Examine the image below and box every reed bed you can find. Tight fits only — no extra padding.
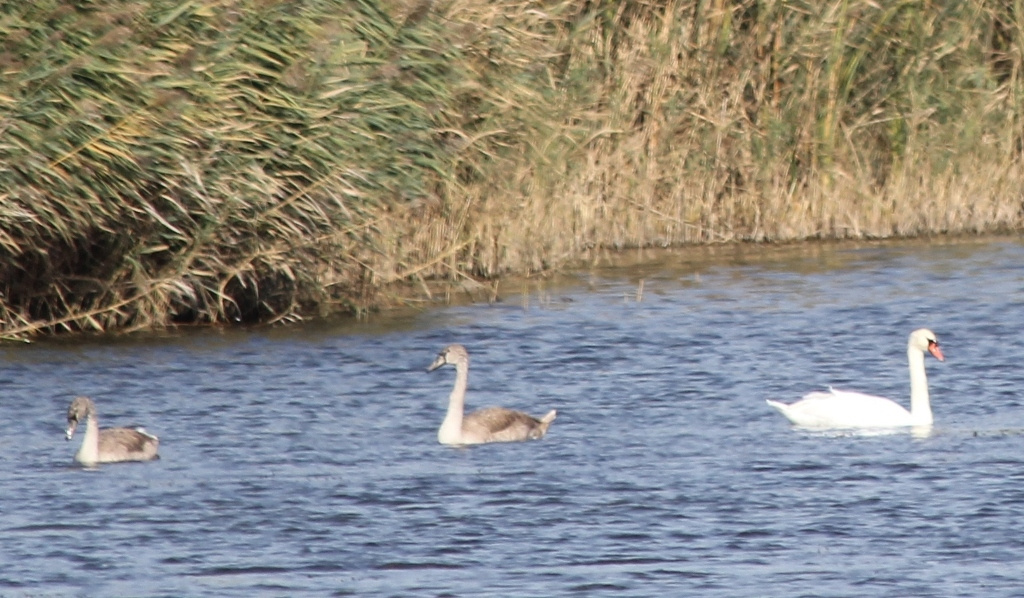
[0,0,1021,336]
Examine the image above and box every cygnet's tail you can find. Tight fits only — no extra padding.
[765,399,788,413]
[531,409,557,439]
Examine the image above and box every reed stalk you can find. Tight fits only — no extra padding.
[0,0,1021,336]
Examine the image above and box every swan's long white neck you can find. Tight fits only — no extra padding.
[76,415,101,465]
[439,361,468,444]
[908,344,933,426]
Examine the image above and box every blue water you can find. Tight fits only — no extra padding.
[3,238,1024,596]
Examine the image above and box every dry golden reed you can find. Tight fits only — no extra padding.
[0,0,1021,336]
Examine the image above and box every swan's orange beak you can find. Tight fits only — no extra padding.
[928,341,944,362]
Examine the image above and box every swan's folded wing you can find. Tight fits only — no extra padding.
[774,388,913,428]
[464,406,550,442]
[98,427,160,461]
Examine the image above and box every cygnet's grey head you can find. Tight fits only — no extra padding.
[65,396,96,440]
[427,344,470,372]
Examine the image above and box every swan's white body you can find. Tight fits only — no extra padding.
[428,344,556,445]
[66,396,160,466]
[767,328,944,429]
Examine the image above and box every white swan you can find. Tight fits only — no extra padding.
[65,396,160,466]
[766,328,945,428]
[427,344,557,445]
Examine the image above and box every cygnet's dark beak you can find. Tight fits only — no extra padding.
[65,419,78,440]
[427,354,446,372]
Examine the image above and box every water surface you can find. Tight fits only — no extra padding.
[3,237,1024,596]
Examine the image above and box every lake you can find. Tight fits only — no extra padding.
[3,237,1024,597]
